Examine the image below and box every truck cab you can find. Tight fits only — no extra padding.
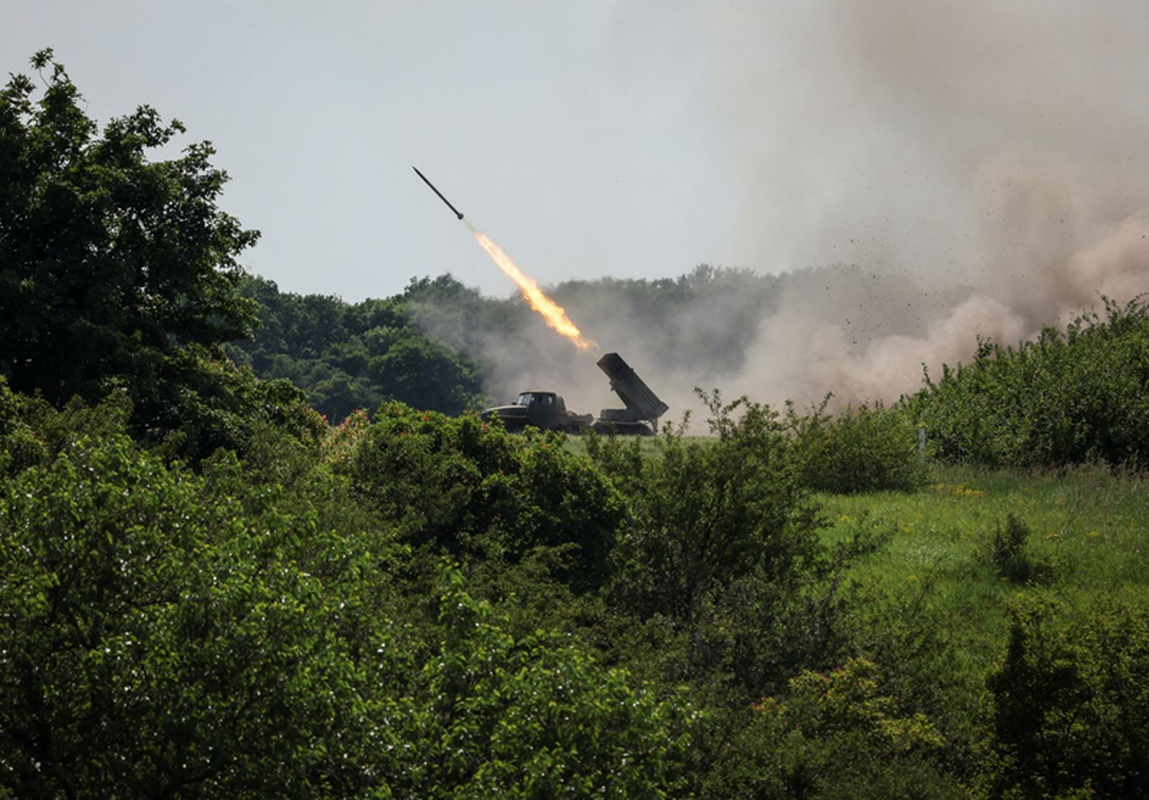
[516,391,563,430]
[481,391,592,433]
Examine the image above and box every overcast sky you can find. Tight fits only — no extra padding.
[8,2,1149,304]
[6,1,745,300]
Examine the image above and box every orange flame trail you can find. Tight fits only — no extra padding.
[472,231,596,351]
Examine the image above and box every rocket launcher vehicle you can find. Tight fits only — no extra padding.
[595,352,670,434]
[480,352,668,436]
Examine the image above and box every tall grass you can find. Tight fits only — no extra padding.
[819,463,1149,671]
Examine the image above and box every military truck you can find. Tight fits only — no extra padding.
[481,352,668,436]
[481,391,594,434]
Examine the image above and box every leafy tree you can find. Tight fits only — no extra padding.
[229,276,487,421]
[0,375,47,476]
[349,403,624,591]
[986,599,1149,799]
[0,50,258,410]
[147,346,327,461]
[381,566,698,798]
[366,335,480,414]
[0,430,378,796]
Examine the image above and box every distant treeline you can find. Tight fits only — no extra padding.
[228,263,908,423]
[226,266,784,421]
[225,275,492,422]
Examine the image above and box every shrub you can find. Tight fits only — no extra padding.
[788,398,926,494]
[350,403,624,590]
[981,514,1055,584]
[706,659,962,798]
[986,599,1149,798]
[604,390,809,624]
[0,431,377,796]
[380,565,699,797]
[0,422,697,797]
[910,296,1149,468]
[594,392,853,704]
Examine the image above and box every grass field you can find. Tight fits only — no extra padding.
[565,430,1149,678]
[819,464,1149,673]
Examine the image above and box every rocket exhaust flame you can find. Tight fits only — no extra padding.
[409,167,593,351]
[472,232,596,352]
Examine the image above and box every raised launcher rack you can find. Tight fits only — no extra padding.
[595,352,670,435]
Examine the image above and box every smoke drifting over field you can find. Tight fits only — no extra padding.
[445,1,1149,420]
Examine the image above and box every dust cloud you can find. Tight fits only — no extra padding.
[706,0,1149,407]
[432,2,1149,423]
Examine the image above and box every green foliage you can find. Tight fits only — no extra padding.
[10,52,1149,795]
[987,599,1149,799]
[349,403,624,590]
[604,391,809,624]
[843,574,984,769]
[0,402,699,797]
[227,275,488,422]
[139,344,327,462]
[0,376,46,475]
[588,392,856,711]
[910,296,1149,468]
[0,430,377,796]
[0,51,258,413]
[982,513,1056,585]
[383,565,698,798]
[0,52,329,464]
[3,345,325,468]
[707,659,961,799]
[787,398,927,494]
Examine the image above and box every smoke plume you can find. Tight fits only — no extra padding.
[706,0,1149,408]
[428,1,1149,423]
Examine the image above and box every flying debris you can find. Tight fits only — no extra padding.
[412,166,465,221]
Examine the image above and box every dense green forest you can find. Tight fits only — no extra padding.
[225,274,491,421]
[4,51,1149,798]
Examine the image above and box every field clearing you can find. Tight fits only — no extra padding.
[819,464,1149,670]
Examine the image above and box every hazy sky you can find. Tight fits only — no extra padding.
[8,1,1149,307]
[5,1,742,300]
